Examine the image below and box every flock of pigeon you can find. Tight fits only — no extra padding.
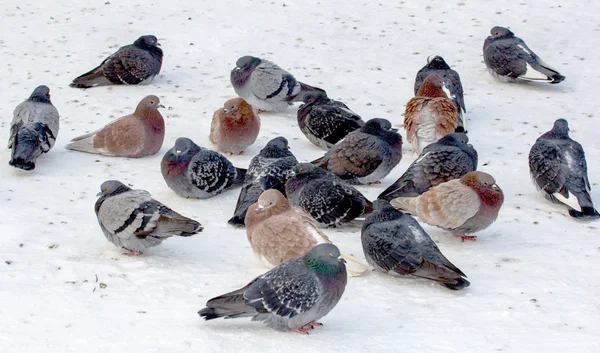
[6,26,598,334]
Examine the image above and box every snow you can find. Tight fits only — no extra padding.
[1,0,599,352]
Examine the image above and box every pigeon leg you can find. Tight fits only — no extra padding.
[122,248,144,256]
[307,321,323,327]
[369,181,381,185]
[238,151,245,155]
[291,325,315,334]
[455,234,477,242]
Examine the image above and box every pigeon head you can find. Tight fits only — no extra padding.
[167,137,201,159]
[437,132,468,146]
[134,95,164,115]
[290,163,325,178]
[489,26,514,39]
[231,56,262,87]
[97,180,130,197]
[303,243,346,276]
[373,199,395,211]
[550,119,570,136]
[29,85,52,104]
[260,137,292,158]
[426,55,451,70]
[301,92,328,104]
[255,189,290,213]
[461,171,504,209]
[416,73,447,98]
[134,35,160,48]
[361,118,396,135]
[221,97,255,119]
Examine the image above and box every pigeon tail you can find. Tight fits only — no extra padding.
[455,110,467,133]
[568,207,600,219]
[549,74,566,84]
[9,125,44,171]
[441,277,471,290]
[70,66,112,88]
[289,82,327,102]
[65,131,104,155]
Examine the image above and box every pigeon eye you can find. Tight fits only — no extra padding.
[484,182,489,186]
[495,32,499,35]
[328,253,333,258]
[461,140,465,143]
[150,101,155,104]
[299,168,305,172]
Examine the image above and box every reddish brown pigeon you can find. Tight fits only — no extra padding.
[209,98,260,155]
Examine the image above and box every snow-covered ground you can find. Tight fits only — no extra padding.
[1,0,599,352]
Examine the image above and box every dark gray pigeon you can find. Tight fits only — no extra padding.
[161,137,246,199]
[297,92,365,150]
[529,119,599,219]
[228,137,298,226]
[483,26,565,84]
[8,85,59,171]
[312,118,403,185]
[230,56,325,112]
[95,180,203,256]
[378,133,477,201]
[361,200,469,290]
[414,55,467,132]
[199,243,347,333]
[70,35,163,88]
[285,163,373,227]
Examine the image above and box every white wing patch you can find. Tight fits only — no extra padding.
[517,44,531,55]
[553,191,582,212]
[519,62,552,81]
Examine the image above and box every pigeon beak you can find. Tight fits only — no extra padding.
[492,184,500,190]
[96,191,102,196]
[289,170,296,177]
[338,256,347,264]
[156,42,161,47]
[256,205,266,212]
[158,104,166,109]
[390,128,399,132]
[175,150,182,154]
[223,108,229,114]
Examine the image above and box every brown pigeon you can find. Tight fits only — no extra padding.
[245,189,367,276]
[391,171,504,241]
[209,98,260,155]
[65,95,165,158]
[404,73,458,155]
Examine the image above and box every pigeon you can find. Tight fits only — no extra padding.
[65,95,165,158]
[228,137,298,226]
[312,118,403,185]
[8,85,59,171]
[404,73,458,155]
[414,55,467,132]
[483,26,565,84]
[362,200,470,290]
[529,119,599,219]
[297,92,365,150]
[244,189,367,276]
[198,243,347,334]
[161,137,246,199]
[378,133,478,201]
[70,35,163,88]
[391,171,504,241]
[209,98,261,155]
[95,180,203,255]
[230,55,326,112]
[285,163,373,227]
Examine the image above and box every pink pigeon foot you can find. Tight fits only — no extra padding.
[456,234,477,242]
[123,249,144,256]
[369,181,381,185]
[291,325,315,334]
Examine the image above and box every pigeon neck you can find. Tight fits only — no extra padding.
[29,95,51,104]
[417,82,447,98]
[304,257,345,277]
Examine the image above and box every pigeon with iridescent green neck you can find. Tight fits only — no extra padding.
[198,243,347,334]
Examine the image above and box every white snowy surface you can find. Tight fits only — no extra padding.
[1,1,599,352]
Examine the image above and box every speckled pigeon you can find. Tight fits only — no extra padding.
[483,26,565,84]
[230,56,326,112]
[198,243,347,334]
[70,35,163,88]
[228,137,298,226]
[312,118,403,184]
[378,133,477,200]
[161,137,246,199]
[529,119,599,219]
[285,163,373,227]
[297,92,365,150]
[362,200,470,290]
[414,55,467,132]
[8,85,59,171]
[95,180,203,256]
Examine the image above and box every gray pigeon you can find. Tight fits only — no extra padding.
[414,55,467,132]
[228,137,298,226]
[529,119,599,219]
[95,180,203,255]
[198,243,347,333]
[161,137,246,199]
[378,133,477,200]
[312,118,403,184]
[285,163,373,227]
[70,35,163,88]
[483,26,565,84]
[230,56,325,112]
[8,85,59,171]
[297,92,365,150]
[362,200,469,290]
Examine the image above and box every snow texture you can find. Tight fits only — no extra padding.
[0,1,599,352]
